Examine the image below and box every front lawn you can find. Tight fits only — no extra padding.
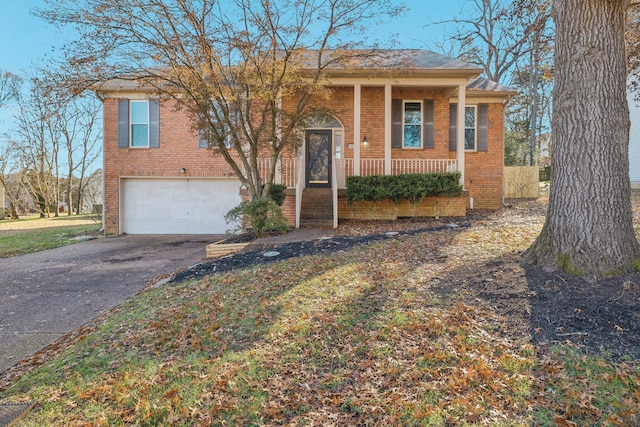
[0,215,101,258]
[0,200,638,426]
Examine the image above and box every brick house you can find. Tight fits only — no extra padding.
[96,50,515,234]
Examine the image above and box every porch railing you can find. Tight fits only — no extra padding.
[257,157,458,189]
[392,159,458,175]
[336,158,458,188]
[256,158,298,188]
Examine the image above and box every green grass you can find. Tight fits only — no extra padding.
[0,217,100,258]
[0,217,638,426]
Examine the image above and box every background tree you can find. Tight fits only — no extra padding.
[505,63,553,166]
[55,92,102,215]
[0,70,23,219]
[14,77,61,217]
[0,140,28,219]
[435,0,553,166]
[0,70,21,109]
[626,3,640,94]
[10,75,102,217]
[38,0,403,203]
[523,0,640,277]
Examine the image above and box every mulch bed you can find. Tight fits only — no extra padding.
[172,209,640,361]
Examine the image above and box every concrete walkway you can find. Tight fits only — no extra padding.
[252,228,336,245]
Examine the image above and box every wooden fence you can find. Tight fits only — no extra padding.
[504,166,540,199]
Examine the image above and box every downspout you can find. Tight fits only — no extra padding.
[332,153,338,228]
[457,84,466,188]
[295,145,303,228]
[94,89,106,233]
[353,84,361,176]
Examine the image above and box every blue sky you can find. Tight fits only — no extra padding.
[0,0,467,137]
[0,0,467,75]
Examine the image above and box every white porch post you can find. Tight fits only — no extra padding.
[457,83,466,187]
[384,84,392,175]
[275,158,282,185]
[354,84,361,176]
[275,90,283,185]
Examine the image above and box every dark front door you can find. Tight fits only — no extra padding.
[306,130,332,188]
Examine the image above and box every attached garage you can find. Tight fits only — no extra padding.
[121,178,242,234]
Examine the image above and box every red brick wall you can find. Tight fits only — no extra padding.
[103,89,505,234]
[464,103,504,210]
[103,97,240,234]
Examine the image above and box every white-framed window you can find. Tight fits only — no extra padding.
[465,105,477,151]
[403,101,422,148]
[130,100,150,148]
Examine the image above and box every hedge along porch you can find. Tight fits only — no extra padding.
[271,50,517,228]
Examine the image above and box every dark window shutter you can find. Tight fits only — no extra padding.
[117,99,129,148]
[149,99,160,148]
[392,99,402,149]
[449,103,457,152]
[423,99,434,149]
[477,103,489,152]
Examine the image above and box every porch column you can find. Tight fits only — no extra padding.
[275,90,283,185]
[354,84,361,176]
[275,157,282,185]
[457,83,466,187]
[384,84,392,175]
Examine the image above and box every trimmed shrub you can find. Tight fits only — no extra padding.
[347,172,462,204]
[225,197,288,236]
[267,184,287,206]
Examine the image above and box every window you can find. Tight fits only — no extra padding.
[117,99,158,149]
[392,99,434,150]
[464,106,476,151]
[199,105,240,149]
[403,101,422,148]
[130,101,149,147]
[449,103,488,153]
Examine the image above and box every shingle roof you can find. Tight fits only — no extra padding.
[466,76,518,96]
[372,49,481,71]
[467,77,517,93]
[94,50,515,97]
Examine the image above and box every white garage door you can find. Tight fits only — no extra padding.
[121,178,242,234]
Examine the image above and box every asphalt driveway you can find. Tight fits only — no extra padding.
[0,235,221,374]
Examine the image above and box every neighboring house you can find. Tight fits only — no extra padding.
[81,168,104,214]
[95,49,516,235]
[628,90,640,188]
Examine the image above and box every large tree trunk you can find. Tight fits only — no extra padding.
[523,0,640,277]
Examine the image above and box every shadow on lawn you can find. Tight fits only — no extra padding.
[433,251,640,361]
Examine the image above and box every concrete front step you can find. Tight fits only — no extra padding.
[300,219,334,228]
[300,188,333,228]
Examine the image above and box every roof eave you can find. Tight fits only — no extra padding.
[317,68,482,80]
[467,90,519,98]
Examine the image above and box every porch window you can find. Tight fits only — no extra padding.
[392,99,434,150]
[449,103,488,153]
[403,101,422,148]
[465,106,477,151]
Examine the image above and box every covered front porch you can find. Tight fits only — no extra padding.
[259,155,463,229]
[261,74,475,228]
